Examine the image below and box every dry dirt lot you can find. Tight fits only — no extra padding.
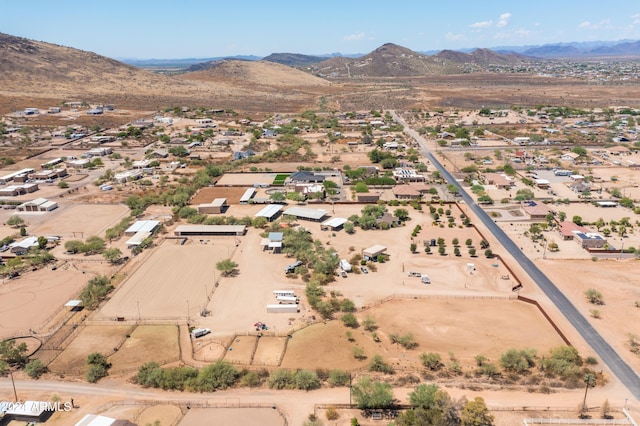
[179,407,285,426]
[538,258,640,373]
[189,185,255,205]
[282,298,565,371]
[108,325,180,374]
[252,336,288,366]
[97,241,234,320]
[47,325,132,375]
[0,267,89,339]
[222,335,257,364]
[28,203,130,239]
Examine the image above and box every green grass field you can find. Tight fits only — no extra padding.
[272,174,290,185]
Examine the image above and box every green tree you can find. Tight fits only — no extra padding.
[351,376,394,409]
[6,215,24,228]
[86,352,110,383]
[190,361,239,392]
[409,384,439,409]
[0,340,28,366]
[394,208,410,221]
[37,236,48,250]
[461,397,494,426]
[294,369,321,391]
[216,258,238,276]
[24,359,47,379]
[103,248,123,264]
[19,226,27,237]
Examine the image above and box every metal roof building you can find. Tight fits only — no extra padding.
[255,204,283,221]
[283,207,328,222]
[174,225,246,236]
[321,217,348,231]
[125,220,160,235]
[239,188,256,204]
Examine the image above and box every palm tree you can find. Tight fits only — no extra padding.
[581,373,597,415]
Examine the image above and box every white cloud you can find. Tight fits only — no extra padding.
[497,12,511,28]
[445,32,466,42]
[579,19,611,30]
[632,13,640,25]
[343,32,365,41]
[470,20,493,29]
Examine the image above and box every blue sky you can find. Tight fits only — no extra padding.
[2,0,640,59]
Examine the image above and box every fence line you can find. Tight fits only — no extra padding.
[623,408,638,426]
[517,295,572,346]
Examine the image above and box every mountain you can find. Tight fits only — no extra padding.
[120,55,260,68]
[262,52,328,67]
[523,39,640,58]
[0,32,328,113]
[181,59,330,87]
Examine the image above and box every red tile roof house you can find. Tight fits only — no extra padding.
[558,221,589,240]
[522,202,553,220]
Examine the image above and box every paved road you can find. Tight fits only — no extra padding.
[391,111,640,400]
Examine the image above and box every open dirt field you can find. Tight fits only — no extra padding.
[0,267,89,338]
[136,404,183,426]
[29,203,130,239]
[179,407,285,426]
[538,258,640,373]
[253,336,288,366]
[282,298,565,371]
[222,335,257,364]
[189,186,254,205]
[47,325,132,375]
[195,230,307,338]
[97,241,234,320]
[108,325,180,374]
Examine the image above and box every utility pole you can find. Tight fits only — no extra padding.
[9,368,18,402]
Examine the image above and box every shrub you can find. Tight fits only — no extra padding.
[369,354,394,374]
[328,369,350,387]
[342,313,359,328]
[294,369,321,391]
[326,406,339,421]
[267,369,295,389]
[420,352,442,371]
[24,359,47,379]
[585,288,604,305]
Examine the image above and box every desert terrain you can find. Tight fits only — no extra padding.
[0,33,639,426]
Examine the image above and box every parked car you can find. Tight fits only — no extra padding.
[361,266,369,274]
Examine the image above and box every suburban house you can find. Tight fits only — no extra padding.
[10,236,40,255]
[288,171,326,184]
[522,202,553,220]
[392,168,425,182]
[561,152,580,162]
[483,173,515,190]
[574,232,608,249]
[392,185,421,200]
[376,212,400,227]
[558,221,590,240]
[232,150,255,161]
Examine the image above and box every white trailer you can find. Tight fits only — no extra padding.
[339,259,352,272]
[267,304,298,314]
[421,274,431,284]
[191,328,211,338]
[273,290,296,298]
[276,295,299,303]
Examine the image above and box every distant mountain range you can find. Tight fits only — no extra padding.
[119,39,640,69]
